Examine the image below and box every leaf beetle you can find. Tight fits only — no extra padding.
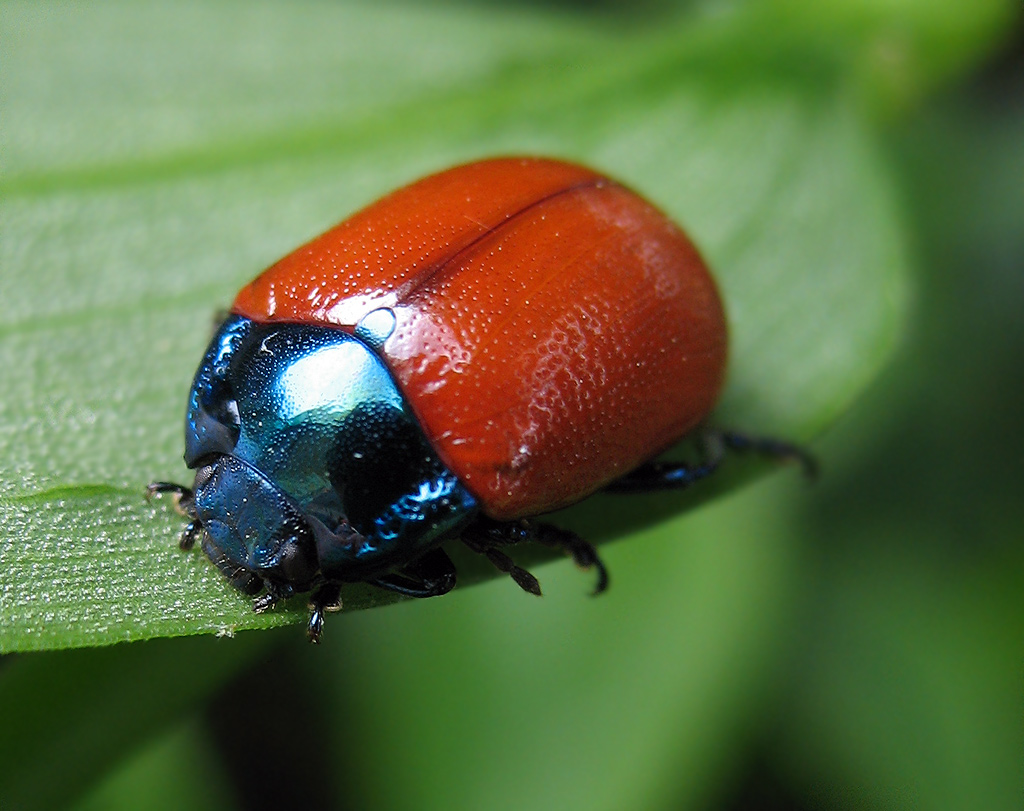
[150,157,812,642]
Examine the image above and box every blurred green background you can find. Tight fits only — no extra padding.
[1,1,1021,809]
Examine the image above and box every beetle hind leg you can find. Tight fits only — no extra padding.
[605,427,816,493]
[716,430,818,479]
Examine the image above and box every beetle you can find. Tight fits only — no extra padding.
[149,157,812,642]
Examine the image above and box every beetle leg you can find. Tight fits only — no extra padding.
[179,521,202,550]
[461,533,542,595]
[605,428,816,493]
[716,430,819,479]
[252,592,278,613]
[603,432,723,493]
[146,480,192,499]
[369,547,458,599]
[526,522,609,595]
[252,580,295,616]
[306,582,343,644]
[147,480,206,551]
[146,480,196,513]
[463,518,608,596]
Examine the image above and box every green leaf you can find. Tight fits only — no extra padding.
[1,1,910,653]
[3,3,1018,811]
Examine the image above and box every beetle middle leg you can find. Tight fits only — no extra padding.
[307,581,343,644]
[369,547,458,599]
[462,517,608,596]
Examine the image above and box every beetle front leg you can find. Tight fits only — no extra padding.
[252,580,297,616]
[146,480,192,500]
[146,481,202,549]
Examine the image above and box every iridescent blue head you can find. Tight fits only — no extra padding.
[182,314,478,598]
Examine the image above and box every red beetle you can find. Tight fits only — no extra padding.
[150,157,808,641]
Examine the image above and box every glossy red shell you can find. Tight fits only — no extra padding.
[232,157,727,520]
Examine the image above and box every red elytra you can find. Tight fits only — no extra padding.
[232,157,727,520]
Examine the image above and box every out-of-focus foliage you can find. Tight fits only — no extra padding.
[1,1,1020,809]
